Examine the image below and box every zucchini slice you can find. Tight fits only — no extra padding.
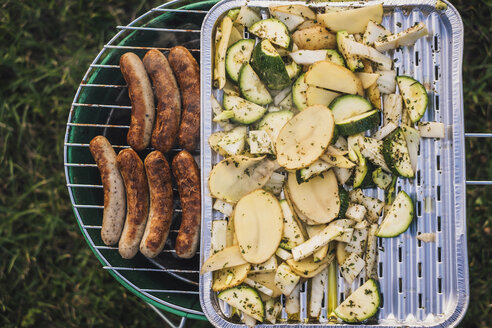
[296,160,332,183]
[238,63,273,105]
[329,95,372,123]
[382,127,414,178]
[372,167,392,189]
[223,94,267,124]
[376,190,414,237]
[292,73,309,110]
[257,110,294,146]
[251,39,291,90]
[326,49,345,67]
[334,279,381,323]
[226,39,256,83]
[336,109,381,136]
[338,186,349,218]
[218,285,265,322]
[396,75,428,123]
[249,18,292,49]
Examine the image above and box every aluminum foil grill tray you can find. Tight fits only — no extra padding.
[199,1,468,327]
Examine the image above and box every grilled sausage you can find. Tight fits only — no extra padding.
[116,148,149,259]
[168,46,200,152]
[120,52,155,151]
[140,151,174,258]
[89,136,126,246]
[172,150,201,259]
[142,49,181,154]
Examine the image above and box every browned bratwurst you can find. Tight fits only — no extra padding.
[172,150,201,259]
[120,52,155,151]
[89,136,126,246]
[116,148,149,259]
[140,151,174,258]
[143,49,181,153]
[168,46,200,152]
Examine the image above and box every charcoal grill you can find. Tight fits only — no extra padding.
[63,0,218,325]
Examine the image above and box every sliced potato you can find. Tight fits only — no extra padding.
[317,4,383,34]
[287,255,332,278]
[276,105,335,170]
[287,169,340,224]
[209,155,275,203]
[213,263,250,291]
[201,245,248,273]
[270,4,316,20]
[292,25,336,50]
[336,241,350,265]
[306,86,340,107]
[234,190,283,264]
[214,16,233,89]
[248,272,283,297]
[355,72,380,89]
[305,60,364,95]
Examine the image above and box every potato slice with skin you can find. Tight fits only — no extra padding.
[248,272,283,297]
[317,4,383,34]
[276,105,335,170]
[201,245,248,273]
[286,254,333,278]
[292,26,336,50]
[234,190,283,264]
[287,170,340,224]
[305,60,364,96]
[270,5,316,20]
[212,263,250,291]
[208,155,275,203]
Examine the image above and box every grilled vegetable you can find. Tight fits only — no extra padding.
[274,262,300,296]
[258,110,294,146]
[397,75,428,122]
[306,86,340,107]
[218,285,265,321]
[201,245,248,273]
[317,4,383,34]
[376,190,414,237]
[336,110,380,136]
[305,60,364,95]
[287,170,340,225]
[279,200,306,250]
[334,279,380,322]
[383,128,415,178]
[292,25,336,50]
[292,73,309,110]
[226,39,255,83]
[276,105,335,170]
[223,94,267,124]
[234,189,283,264]
[208,155,275,203]
[214,16,233,89]
[213,264,250,291]
[248,130,273,155]
[418,121,445,138]
[340,252,365,284]
[375,22,428,52]
[251,40,291,90]
[249,18,292,49]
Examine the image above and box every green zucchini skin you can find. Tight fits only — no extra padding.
[336,110,381,136]
[382,127,415,178]
[251,40,291,90]
[338,186,349,218]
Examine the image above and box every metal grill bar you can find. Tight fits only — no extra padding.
[90,64,120,68]
[104,44,200,52]
[64,163,98,167]
[466,180,492,185]
[116,26,201,33]
[67,123,129,128]
[65,143,130,148]
[79,84,126,88]
[72,103,132,109]
[465,133,492,138]
[103,266,198,273]
[151,8,208,14]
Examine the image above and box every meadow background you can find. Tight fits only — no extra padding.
[0,0,490,327]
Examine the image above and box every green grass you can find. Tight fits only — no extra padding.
[0,0,490,327]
